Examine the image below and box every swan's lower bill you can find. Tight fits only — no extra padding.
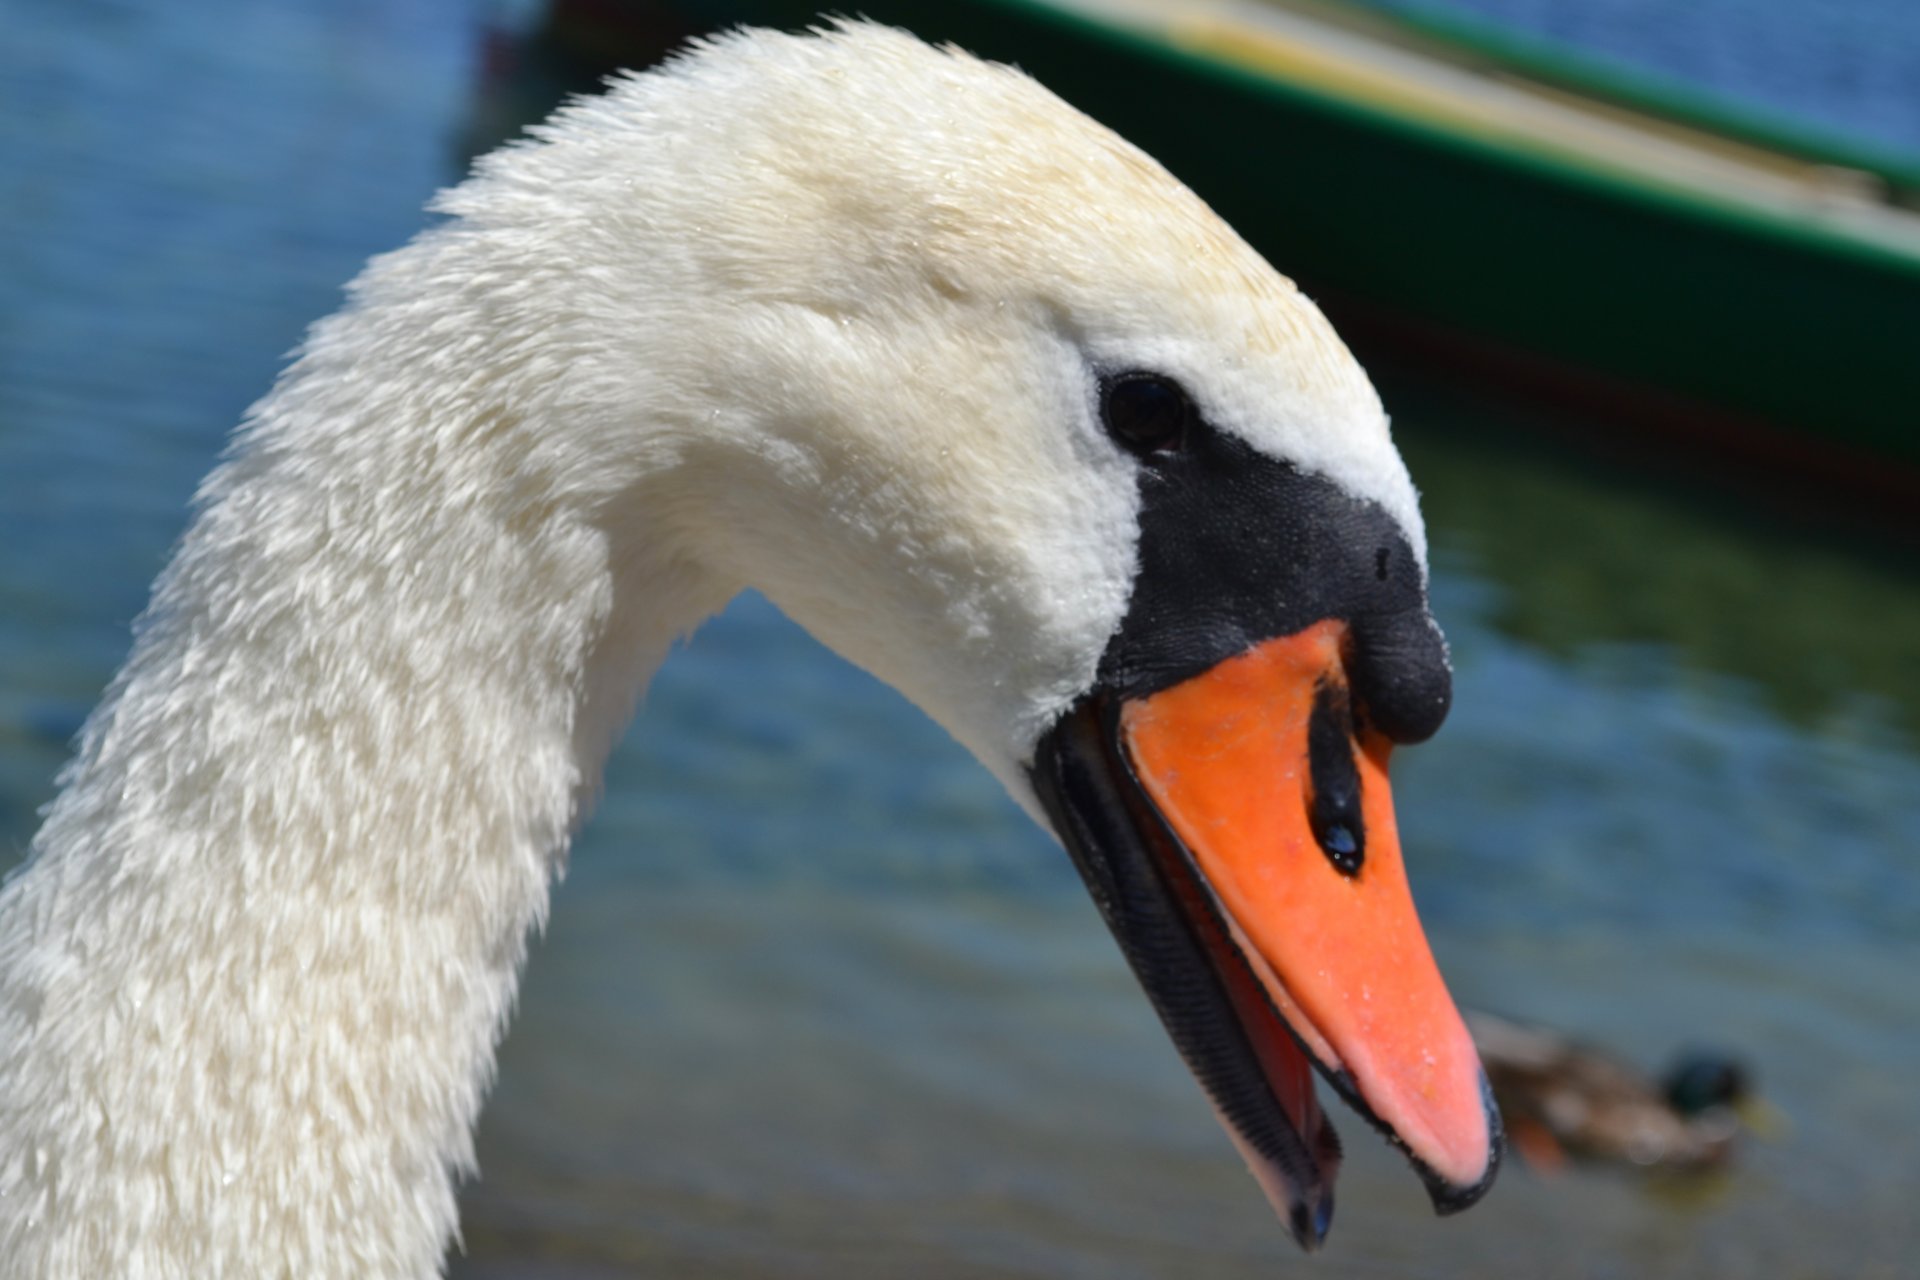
[1031,621,1500,1251]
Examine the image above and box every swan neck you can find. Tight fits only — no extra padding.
[0,294,723,1274]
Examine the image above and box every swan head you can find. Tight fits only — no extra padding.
[431,21,1496,1249]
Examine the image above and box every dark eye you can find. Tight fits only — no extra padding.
[1100,372,1195,456]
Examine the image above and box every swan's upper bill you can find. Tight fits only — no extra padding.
[0,21,1492,1275]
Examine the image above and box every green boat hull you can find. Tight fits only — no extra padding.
[674,0,1919,467]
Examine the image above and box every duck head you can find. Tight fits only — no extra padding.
[462,22,1498,1249]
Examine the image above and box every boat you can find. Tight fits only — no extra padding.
[602,0,1920,478]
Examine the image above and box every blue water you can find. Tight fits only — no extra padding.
[3,3,1918,1277]
[1358,0,1920,155]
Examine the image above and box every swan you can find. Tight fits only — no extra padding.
[0,22,1498,1276]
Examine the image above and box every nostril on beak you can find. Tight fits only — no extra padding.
[1305,681,1365,876]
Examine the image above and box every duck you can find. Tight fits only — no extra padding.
[1468,1010,1762,1173]
[0,22,1498,1277]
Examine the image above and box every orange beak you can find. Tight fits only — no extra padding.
[1120,620,1496,1198]
[1029,618,1498,1250]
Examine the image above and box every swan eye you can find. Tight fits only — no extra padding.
[1100,372,1195,456]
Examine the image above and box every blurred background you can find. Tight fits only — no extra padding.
[2,1,1917,1276]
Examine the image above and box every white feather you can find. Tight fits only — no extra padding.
[0,22,1424,1277]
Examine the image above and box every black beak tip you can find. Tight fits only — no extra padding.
[1417,1079,1506,1217]
[1286,1187,1336,1252]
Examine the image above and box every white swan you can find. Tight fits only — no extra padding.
[0,22,1497,1277]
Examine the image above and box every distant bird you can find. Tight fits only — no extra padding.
[0,22,1497,1277]
[1469,1010,1766,1173]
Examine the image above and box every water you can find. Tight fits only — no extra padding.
[3,3,1917,1277]
[1354,0,1920,156]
